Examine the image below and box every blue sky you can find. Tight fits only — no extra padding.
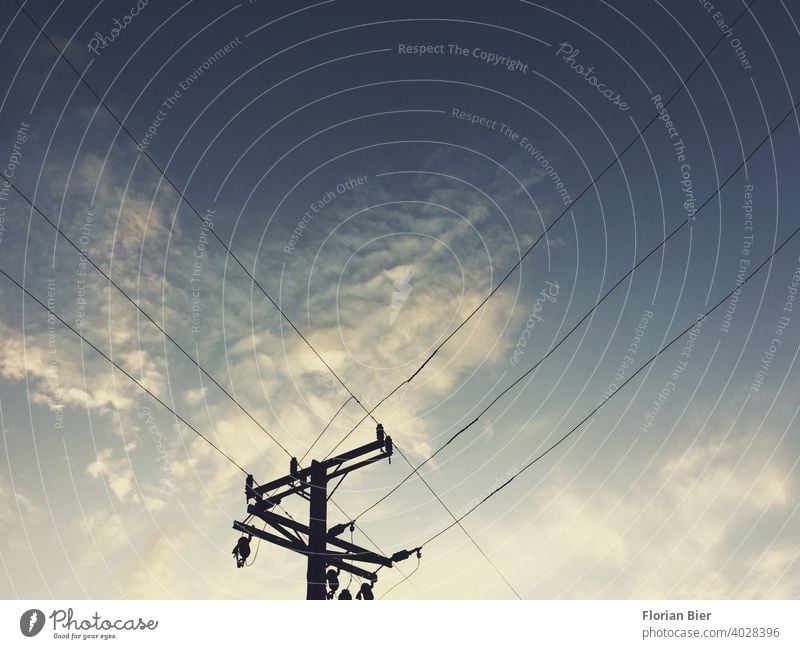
[0,0,799,599]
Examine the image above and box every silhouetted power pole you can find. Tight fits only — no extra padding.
[233,424,412,599]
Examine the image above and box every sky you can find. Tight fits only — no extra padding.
[0,0,799,600]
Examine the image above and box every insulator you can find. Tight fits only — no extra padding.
[290,457,298,476]
[376,423,385,442]
[338,589,352,600]
[245,474,254,495]
[385,435,393,456]
[328,522,348,537]
[326,568,340,593]
[356,583,374,600]
[237,536,251,560]
[392,549,411,563]
[232,535,251,568]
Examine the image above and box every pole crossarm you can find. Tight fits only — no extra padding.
[245,508,393,566]
[251,436,392,498]
[233,520,381,581]
[233,520,306,555]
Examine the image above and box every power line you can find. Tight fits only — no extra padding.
[11,0,377,426]
[420,216,800,548]
[12,0,760,599]
[10,2,521,595]
[300,396,352,464]
[2,170,422,592]
[0,240,420,594]
[6,4,438,593]
[328,434,521,597]
[321,0,755,586]
[380,552,421,600]
[2,173,296,458]
[2,0,676,601]
[244,522,266,567]
[0,266,251,476]
[355,92,800,523]
[2,129,414,589]
[327,498,424,598]
[321,0,759,457]
[10,0,429,576]
[315,410,521,595]
[393,444,521,598]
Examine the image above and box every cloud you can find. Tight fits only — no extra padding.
[0,318,167,415]
[183,386,207,406]
[6,132,797,602]
[87,447,140,504]
[0,473,40,531]
[457,432,799,599]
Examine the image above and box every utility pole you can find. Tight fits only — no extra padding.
[233,424,415,599]
[307,460,327,600]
